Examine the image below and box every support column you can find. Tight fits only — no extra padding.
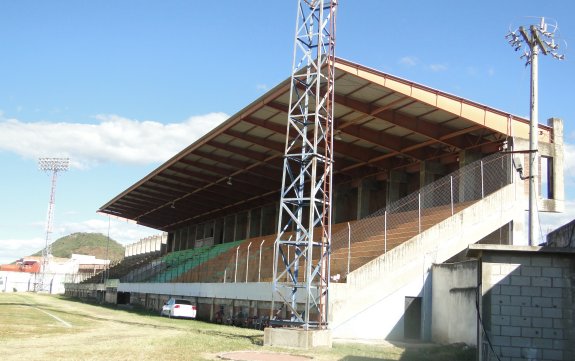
[458,150,482,202]
[548,117,564,205]
[214,218,224,244]
[387,170,407,204]
[356,178,374,219]
[419,160,445,187]
[420,161,445,208]
[458,150,482,167]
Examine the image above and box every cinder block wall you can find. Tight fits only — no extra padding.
[481,250,575,361]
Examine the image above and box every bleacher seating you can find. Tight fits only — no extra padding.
[168,203,470,285]
[81,252,160,284]
[79,200,477,286]
[148,240,243,283]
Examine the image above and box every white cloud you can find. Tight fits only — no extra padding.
[399,57,448,72]
[0,237,44,264]
[0,112,229,169]
[256,84,269,91]
[399,56,418,67]
[428,64,448,72]
[466,66,479,77]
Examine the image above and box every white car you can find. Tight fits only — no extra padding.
[161,298,197,319]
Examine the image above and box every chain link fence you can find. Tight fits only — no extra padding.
[330,152,513,278]
[110,152,513,285]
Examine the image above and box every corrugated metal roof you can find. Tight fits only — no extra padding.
[98,58,553,231]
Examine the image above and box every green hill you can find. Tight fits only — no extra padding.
[33,232,125,261]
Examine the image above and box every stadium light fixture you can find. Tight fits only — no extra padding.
[37,157,70,292]
[505,17,564,246]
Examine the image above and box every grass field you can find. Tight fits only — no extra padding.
[0,293,475,361]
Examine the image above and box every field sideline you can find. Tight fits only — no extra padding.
[0,293,473,360]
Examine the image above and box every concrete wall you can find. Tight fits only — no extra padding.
[431,260,478,346]
[472,246,575,361]
[125,233,167,257]
[64,282,106,300]
[329,183,521,341]
[512,117,564,214]
[0,271,76,294]
[546,218,575,248]
[330,275,426,341]
[0,271,36,292]
[117,281,276,302]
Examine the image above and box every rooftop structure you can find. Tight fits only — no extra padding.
[98,57,561,233]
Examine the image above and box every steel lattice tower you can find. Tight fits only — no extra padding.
[36,157,69,292]
[271,0,337,329]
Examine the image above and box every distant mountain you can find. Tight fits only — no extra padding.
[32,232,124,261]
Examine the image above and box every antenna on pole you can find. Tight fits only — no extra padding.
[37,157,70,292]
[506,17,564,246]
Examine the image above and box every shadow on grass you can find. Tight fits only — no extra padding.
[339,357,396,361]
[201,330,263,346]
[398,343,476,361]
[33,296,476,356]
[335,342,476,361]
[31,295,264,346]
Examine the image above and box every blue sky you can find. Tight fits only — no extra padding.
[1,1,574,264]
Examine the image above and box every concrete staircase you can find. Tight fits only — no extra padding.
[329,182,522,340]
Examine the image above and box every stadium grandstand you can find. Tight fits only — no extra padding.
[65,57,564,342]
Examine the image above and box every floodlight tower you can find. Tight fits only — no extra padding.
[37,157,69,292]
[271,0,337,330]
[506,18,564,246]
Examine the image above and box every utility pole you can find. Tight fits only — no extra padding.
[37,157,69,292]
[506,18,564,246]
[271,0,337,330]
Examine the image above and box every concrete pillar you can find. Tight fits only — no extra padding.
[458,149,482,167]
[213,218,223,244]
[167,232,175,253]
[248,208,260,238]
[458,150,482,202]
[419,160,444,188]
[387,170,407,204]
[548,117,564,204]
[246,210,252,240]
[333,184,347,223]
[232,214,238,242]
[357,178,373,219]
[421,271,433,342]
[511,206,527,246]
[420,161,445,208]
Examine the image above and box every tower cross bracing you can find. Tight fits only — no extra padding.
[271,0,337,330]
